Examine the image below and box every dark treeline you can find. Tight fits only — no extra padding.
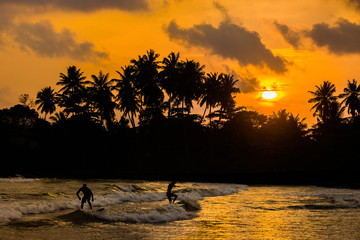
[1,50,360,185]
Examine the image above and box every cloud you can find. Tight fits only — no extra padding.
[165,20,287,73]
[223,66,260,93]
[0,5,108,62]
[0,5,19,45]
[213,1,231,22]
[273,21,302,49]
[345,0,360,10]
[239,77,261,93]
[273,18,360,55]
[0,0,148,12]
[12,21,108,61]
[162,0,184,7]
[307,18,360,54]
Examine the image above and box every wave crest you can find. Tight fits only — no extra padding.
[91,204,198,223]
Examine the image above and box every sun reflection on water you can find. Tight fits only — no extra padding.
[175,186,360,240]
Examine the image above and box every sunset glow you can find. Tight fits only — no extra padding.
[0,0,359,126]
[262,91,278,100]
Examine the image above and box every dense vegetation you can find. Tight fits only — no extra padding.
[1,50,360,185]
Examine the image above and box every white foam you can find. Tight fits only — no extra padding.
[0,199,78,222]
[0,177,40,183]
[0,192,167,222]
[93,192,165,207]
[91,204,197,223]
[0,183,247,222]
[176,183,247,201]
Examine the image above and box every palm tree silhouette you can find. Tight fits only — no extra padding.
[328,100,345,123]
[288,113,307,135]
[269,109,289,123]
[308,81,337,123]
[56,66,89,116]
[266,109,307,137]
[218,73,240,119]
[35,86,56,119]
[209,73,240,128]
[339,79,360,119]
[160,52,181,117]
[176,59,205,116]
[131,49,163,109]
[199,72,222,124]
[114,65,141,128]
[88,71,116,129]
[50,112,68,124]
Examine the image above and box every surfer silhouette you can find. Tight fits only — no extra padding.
[76,184,94,209]
[167,181,178,204]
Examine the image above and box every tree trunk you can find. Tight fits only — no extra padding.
[168,94,172,118]
[209,105,212,127]
[201,107,207,124]
[131,113,135,128]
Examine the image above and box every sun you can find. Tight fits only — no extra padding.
[262,91,278,100]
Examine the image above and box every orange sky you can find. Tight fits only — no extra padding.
[0,0,360,126]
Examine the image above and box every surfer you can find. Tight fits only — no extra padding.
[76,184,94,209]
[167,180,178,204]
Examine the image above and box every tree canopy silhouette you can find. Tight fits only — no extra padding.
[56,65,89,116]
[3,49,360,184]
[35,87,56,119]
[88,71,116,129]
[308,81,337,123]
[339,79,360,120]
[114,65,141,128]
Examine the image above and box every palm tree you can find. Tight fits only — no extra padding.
[339,79,360,119]
[160,52,181,117]
[266,109,307,137]
[208,73,240,128]
[35,86,56,119]
[199,72,222,124]
[328,100,345,123]
[57,66,88,95]
[131,49,163,109]
[218,73,240,119]
[269,109,289,123]
[308,81,337,123]
[50,112,68,124]
[88,71,116,129]
[176,59,205,116]
[114,65,141,128]
[56,66,89,116]
[288,113,307,135]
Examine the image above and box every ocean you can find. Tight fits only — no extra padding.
[0,177,360,239]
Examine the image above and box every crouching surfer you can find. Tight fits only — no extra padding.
[167,181,179,204]
[76,184,94,209]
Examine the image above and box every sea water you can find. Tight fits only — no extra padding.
[0,178,360,239]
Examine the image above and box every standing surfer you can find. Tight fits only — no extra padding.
[76,184,94,209]
[167,181,178,204]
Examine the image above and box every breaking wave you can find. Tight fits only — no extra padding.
[57,202,198,224]
[0,183,246,222]
[0,177,40,183]
[288,189,360,210]
[176,183,247,200]
[93,204,197,223]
